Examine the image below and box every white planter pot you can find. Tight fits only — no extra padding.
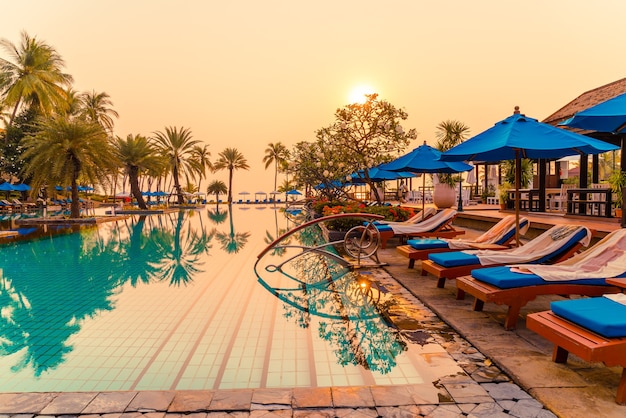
[433,184,456,209]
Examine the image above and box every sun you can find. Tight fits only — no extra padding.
[348,84,376,104]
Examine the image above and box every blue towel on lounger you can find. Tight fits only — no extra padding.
[407,238,449,250]
[551,297,626,338]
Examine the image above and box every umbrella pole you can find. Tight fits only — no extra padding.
[515,150,521,246]
[422,174,426,219]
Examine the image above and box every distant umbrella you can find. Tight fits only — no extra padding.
[378,142,472,216]
[12,183,30,192]
[286,189,302,195]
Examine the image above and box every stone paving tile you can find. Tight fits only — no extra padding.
[82,391,138,414]
[39,392,98,415]
[370,385,414,407]
[249,410,292,417]
[250,388,292,409]
[482,382,532,401]
[467,402,511,417]
[292,387,332,408]
[168,391,214,412]
[126,391,176,412]
[440,380,493,404]
[0,393,58,414]
[334,407,378,417]
[292,408,335,417]
[331,386,375,408]
[508,398,555,418]
[208,389,254,411]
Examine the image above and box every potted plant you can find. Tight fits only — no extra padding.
[609,170,626,218]
[433,120,470,209]
[499,182,512,210]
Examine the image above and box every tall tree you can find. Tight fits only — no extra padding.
[0,31,73,126]
[152,126,200,204]
[113,134,161,209]
[263,142,289,192]
[22,116,117,218]
[79,90,119,133]
[213,148,250,203]
[190,144,212,193]
[314,94,416,202]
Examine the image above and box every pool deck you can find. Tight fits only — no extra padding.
[1,205,624,417]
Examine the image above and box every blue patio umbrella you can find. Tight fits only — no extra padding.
[286,189,302,195]
[440,107,619,242]
[378,142,473,217]
[12,183,30,192]
[0,182,14,191]
[560,92,626,134]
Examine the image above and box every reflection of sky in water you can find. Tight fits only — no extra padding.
[0,206,460,392]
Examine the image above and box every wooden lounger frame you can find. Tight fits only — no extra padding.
[455,274,620,330]
[377,217,465,249]
[421,240,584,289]
[527,310,626,404]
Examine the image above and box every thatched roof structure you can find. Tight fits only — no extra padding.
[543,78,626,136]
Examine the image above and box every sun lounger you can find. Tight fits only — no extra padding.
[455,228,626,329]
[422,225,591,288]
[397,215,529,268]
[373,207,437,226]
[374,208,464,249]
[527,295,626,404]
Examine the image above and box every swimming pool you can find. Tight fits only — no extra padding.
[0,205,462,392]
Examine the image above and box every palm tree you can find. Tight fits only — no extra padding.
[113,134,161,209]
[79,90,119,133]
[152,126,200,204]
[435,120,470,186]
[263,142,289,192]
[190,144,212,193]
[0,31,73,126]
[207,179,227,204]
[214,147,250,203]
[21,116,117,218]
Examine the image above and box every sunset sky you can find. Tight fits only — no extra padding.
[3,1,626,194]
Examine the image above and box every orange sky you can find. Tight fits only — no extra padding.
[3,1,626,194]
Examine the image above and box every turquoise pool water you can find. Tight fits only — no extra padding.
[0,205,454,392]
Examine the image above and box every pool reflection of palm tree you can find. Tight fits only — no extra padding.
[216,203,250,253]
[264,207,290,256]
[207,206,228,224]
[150,210,214,286]
[0,212,215,376]
[110,216,161,287]
[0,228,118,376]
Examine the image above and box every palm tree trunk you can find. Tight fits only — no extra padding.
[228,168,234,203]
[130,166,147,210]
[70,174,81,219]
[173,165,183,204]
